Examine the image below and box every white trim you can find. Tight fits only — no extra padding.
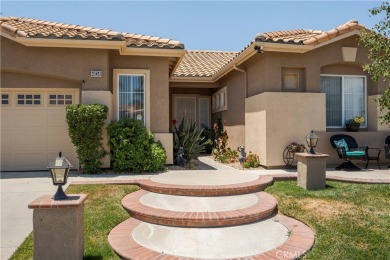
[320,74,367,128]
[212,86,228,113]
[113,69,151,130]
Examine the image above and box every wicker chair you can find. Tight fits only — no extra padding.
[330,134,380,171]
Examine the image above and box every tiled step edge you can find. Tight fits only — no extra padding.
[108,214,315,260]
[137,175,274,196]
[122,190,277,227]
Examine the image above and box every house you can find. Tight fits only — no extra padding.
[1,17,388,171]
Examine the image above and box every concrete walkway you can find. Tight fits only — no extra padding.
[1,157,389,259]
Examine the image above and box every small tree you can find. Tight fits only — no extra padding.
[66,104,108,173]
[359,2,390,124]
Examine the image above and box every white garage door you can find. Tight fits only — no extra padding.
[1,89,79,171]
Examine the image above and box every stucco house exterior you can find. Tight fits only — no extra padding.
[1,17,388,171]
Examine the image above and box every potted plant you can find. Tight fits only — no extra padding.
[345,116,364,132]
[287,142,305,152]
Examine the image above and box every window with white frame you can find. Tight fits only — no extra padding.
[320,75,366,128]
[212,87,227,113]
[118,74,145,123]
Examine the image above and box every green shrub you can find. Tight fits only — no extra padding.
[212,119,230,162]
[107,118,166,172]
[215,147,239,163]
[171,118,208,163]
[243,152,260,168]
[66,104,108,173]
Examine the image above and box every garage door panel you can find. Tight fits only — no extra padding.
[47,110,68,127]
[7,110,48,127]
[1,89,79,171]
[11,129,48,150]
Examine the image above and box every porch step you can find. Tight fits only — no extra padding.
[108,215,315,260]
[122,190,277,227]
[137,175,274,196]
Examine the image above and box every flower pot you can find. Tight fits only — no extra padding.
[346,123,360,132]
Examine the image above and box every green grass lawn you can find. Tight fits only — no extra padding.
[10,184,139,260]
[266,181,390,260]
[10,181,390,260]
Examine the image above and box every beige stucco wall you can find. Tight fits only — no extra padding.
[213,69,246,150]
[1,37,110,91]
[109,52,170,133]
[245,92,326,167]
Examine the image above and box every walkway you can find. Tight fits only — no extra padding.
[1,157,389,259]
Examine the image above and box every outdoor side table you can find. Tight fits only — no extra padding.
[28,194,87,260]
[296,153,329,190]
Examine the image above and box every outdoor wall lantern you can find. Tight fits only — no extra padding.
[47,152,73,200]
[306,130,319,154]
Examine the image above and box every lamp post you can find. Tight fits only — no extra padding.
[47,152,73,200]
[306,130,319,154]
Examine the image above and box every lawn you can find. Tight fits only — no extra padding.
[10,184,139,260]
[10,181,390,260]
[266,181,390,260]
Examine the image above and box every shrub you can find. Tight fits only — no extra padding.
[215,147,239,163]
[200,123,214,154]
[171,118,208,163]
[107,118,166,172]
[212,119,229,161]
[243,152,260,168]
[66,104,108,173]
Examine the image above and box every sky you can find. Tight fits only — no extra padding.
[1,1,385,51]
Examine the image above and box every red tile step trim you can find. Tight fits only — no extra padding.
[108,214,315,260]
[137,176,274,196]
[122,190,277,227]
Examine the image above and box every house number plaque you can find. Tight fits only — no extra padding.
[91,70,102,78]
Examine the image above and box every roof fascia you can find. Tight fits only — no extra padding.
[169,76,215,83]
[312,30,360,50]
[261,42,313,53]
[119,46,186,57]
[12,36,124,49]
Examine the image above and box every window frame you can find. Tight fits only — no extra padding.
[1,93,11,106]
[15,93,43,106]
[320,74,367,128]
[113,69,150,130]
[48,93,74,106]
[212,86,227,113]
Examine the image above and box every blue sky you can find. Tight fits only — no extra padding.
[1,1,384,51]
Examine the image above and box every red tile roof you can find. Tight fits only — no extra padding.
[0,17,184,49]
[255,20,364,45]
[173,50,238,77]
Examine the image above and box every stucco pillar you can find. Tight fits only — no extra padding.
[296,153,329,190]
[28,194,88,260]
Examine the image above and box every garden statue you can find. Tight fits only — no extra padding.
[238,145,246,164]
[175,146,187,167]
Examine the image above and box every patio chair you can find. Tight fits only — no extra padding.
[384,135,390,168]
[330,134,380,171]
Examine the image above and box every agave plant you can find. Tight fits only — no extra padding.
[171,118,208,163]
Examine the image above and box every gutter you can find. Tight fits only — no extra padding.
[233,65,248,98]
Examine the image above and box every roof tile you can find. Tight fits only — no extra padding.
[0,16,184,49]
[173,50,238,77]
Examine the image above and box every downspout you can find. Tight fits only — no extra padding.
[233,65,248,98]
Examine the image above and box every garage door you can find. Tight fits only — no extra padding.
[1,89,79,171]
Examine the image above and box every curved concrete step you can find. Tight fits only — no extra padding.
[138,175,274,196]
[122,190,277,227]
[108,214,315,260]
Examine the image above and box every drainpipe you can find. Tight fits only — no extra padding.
[233,65,248,98]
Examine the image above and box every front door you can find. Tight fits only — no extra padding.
[173,95,210,128]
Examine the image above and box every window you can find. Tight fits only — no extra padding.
[212,87,227,113]
[1,94,10,105]
[49,94,73,105]
[320,75,366,128]
[114,70,150,129]
[17,94,41,105]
